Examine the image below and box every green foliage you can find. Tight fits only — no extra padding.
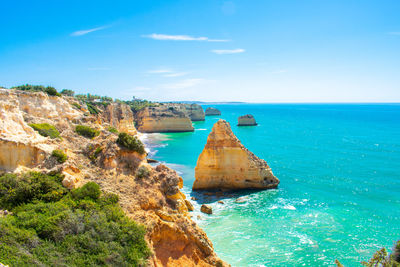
[61,89,75,96]
[0,172,66,210]
[136,166,150,180]
[29,123,60,139]
[75,125,100,139]
[85,102,100,115]
[89,147,103,161]
[124,98,156,112]
[52,150,68,163]
[107,126,118,134]
[12,84,61,96]
[0,173,150,266]
[116,133,145,154]
[72,102,81,109]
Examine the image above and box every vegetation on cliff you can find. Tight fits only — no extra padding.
[11,84,61,97]
[51,149,68,163]
[123,98,156,112]
[29,123,61,139]
[116,132,145,154]
[0,172,150,266]
[75,125,100,139]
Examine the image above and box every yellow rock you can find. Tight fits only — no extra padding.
[193,119,279,190]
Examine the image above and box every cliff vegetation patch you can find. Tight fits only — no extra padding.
[51,149,68,163]
[116,132,145,154]
[0,172,150,266]
[11,84,61,96]
[29,123,61,139]
[75,125,100,139]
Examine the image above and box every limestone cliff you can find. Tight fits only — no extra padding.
[238,114,257,126]
[100,102,137,134]
[193,119,279,190]
[166,103,205,121]
[205,107,221,116]
[0,89,226,266]
[135,106,194,133]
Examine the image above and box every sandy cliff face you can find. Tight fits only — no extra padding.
[166,104,205,121]
[101,102,137,135]
[193,119,279,190]
[135,106,194,133]
[238,114,257,126]
[0,89,81,171]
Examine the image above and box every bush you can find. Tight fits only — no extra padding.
[116,132,145,154]
[52,150,68,163]
[0,173,150,266]
[60,89,75,96]
[72,102,81,109]
[44,86,60,96]
[75,125,99,139]
[29,123,60,139]
[85,102,99,115]
[12,84,61,97]
[107,126,118,134]
[71,182,101,201]
[136,166,150,179]
[0,172,67,210]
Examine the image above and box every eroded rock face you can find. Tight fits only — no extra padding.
[205,107,221,116]
[238,114,257,126]
[166,103,205,121]
[193,119,279,190]
[101,102,137,135]
[135,106,194,133]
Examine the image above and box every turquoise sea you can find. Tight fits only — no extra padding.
[143,104,400,266]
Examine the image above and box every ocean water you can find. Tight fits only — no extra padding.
[144,104,400,266]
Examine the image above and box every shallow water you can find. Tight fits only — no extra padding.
[145,104,400,266]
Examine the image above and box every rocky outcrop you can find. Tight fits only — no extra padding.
[200,204,213,214]
[238,114,257,126]
[205,107,221,116]
[101,102,137,135]
[135,106,194,133]
[193,119,279,190]
[166,103,205,121]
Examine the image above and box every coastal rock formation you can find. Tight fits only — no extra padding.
[200,204,213,214]
[101,102,137,135]
[205,107,221,116]
[166,103,205,121]
[193,119,279,190]
[238,114,257,126]
[135,106,194,133]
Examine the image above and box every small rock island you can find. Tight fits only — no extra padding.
[238,114,257,126]
[205,107,221,116]
[193,119,279,190]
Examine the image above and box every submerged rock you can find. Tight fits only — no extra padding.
[200,204,213,214]
[205,107,221,116]
[238,114,257,126]
[193,119,279,190]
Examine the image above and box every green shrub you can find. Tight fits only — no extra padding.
[60,89,75,96]
[52,149,68,163]
[71,182,101,201]
[12,84,61,97]
[116,132,145,154]
[0,172,67,210]
[0,173,150,266]
[72,103,81,109]
[44,86,59,96]
[29,123,60,139]
[89,147,103,161]
[75,125,99,139]
[85,102,99,115]
[136,166,150,180]
[107,126,118,134]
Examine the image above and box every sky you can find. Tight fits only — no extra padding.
[1,0,400,102]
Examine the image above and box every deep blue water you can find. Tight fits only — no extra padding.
[144,104,400,266]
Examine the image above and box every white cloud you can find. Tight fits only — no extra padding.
[143,33,229,42]
[163,72,188,77]
[388,32,400,35]
[211,48,245,54]
[147,69,173,74]
[71,26,108,36]
[162,78,206,89]
[147,68,188,78]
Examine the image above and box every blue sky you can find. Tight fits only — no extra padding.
[1,0,399,102]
